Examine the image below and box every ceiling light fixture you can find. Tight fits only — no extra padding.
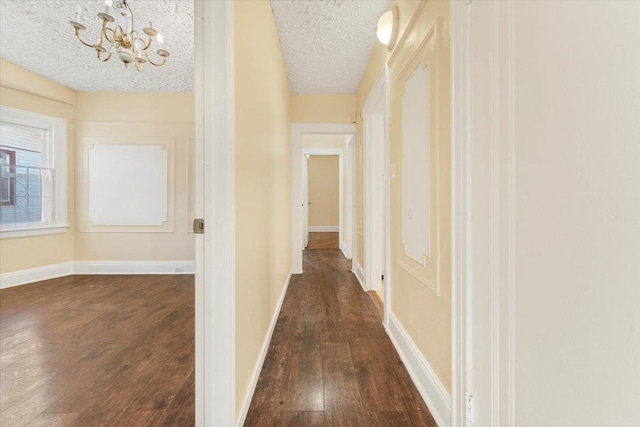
[376,6,399,50]
[69,0,170,71]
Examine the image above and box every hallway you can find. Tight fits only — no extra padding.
[244,247,436,426]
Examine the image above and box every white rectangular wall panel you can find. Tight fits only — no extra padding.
[401,64,430,264]
[88,144,168,226]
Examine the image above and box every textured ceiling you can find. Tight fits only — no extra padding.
[0,0,194,92]
[270,0,390,95]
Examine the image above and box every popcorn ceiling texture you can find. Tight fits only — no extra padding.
[270,0,390,94]
[0,0,194,92]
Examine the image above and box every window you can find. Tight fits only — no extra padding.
[0,106,67,238]
[0,149,15,206]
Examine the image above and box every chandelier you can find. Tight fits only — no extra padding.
[69,0,170,71]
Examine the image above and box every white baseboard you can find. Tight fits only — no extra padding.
[0,261,195,289]
[236,272,292,427]
[73,261,195,275]
[352,260,365,291]
[308,225,339,232]
[340,241,350,259]
[0,262,74,289]
[387,312,452,427]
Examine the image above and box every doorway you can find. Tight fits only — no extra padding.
[302,139,346,255]
[305,154,340,249]
[290,124,357,273]
[363,67,391,325]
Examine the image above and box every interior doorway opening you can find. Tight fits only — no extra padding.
[301,133,352,259]
[305,153,341,249]
[363,67,391,326]
[291,124,357,274]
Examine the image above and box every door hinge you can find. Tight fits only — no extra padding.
[465,391,474,426]
[193,218,204,234]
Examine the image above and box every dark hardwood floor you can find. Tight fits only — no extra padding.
[244,249,436,426]
[0,274,194,426]
[306,232,339,250]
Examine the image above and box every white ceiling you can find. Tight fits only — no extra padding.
[0,0,194,92]
[270,0,390,94]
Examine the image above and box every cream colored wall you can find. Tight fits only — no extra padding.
[291,94,355,124]
[74,92,195,262]
[355,0,451,391]
[0,60,76,273]
[234,0,291,418]
[302,134,345,150]
[307,155,339,227]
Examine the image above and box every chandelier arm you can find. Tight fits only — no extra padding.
[103,27,117,44]
[144,50,166,67]
[97,50,113,63]
[141,36,153,51]
[74,28,99,49]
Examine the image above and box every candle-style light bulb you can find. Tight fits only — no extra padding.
[75,4,82,22]
[157,33,164,44]
[105,0,113,6]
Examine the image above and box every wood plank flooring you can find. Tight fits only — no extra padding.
[244,249,436,426]
[0,275,194,426]
[306,232,339,250]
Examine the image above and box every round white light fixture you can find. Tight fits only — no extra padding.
[376,6,399,50]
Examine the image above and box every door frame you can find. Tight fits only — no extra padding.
[302,148,345,255]
[363,66,392,326]
[451,1,517,425]
[345,135,356,260]
[291,123,356,273]
[194,1,235,425]
[302,154,309,248]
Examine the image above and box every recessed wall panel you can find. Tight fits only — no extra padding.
[88,144,168,226]
[401,64,430,264]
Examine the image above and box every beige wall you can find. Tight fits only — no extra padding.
[291,94,355,124]
[74,92,195,261]
[0,60,76,273]
[356,0,452,391]
[234,0,291,417]
[302,134,346,150]
[307,155,339,227]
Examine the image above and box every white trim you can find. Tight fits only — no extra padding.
[0,262,74,289]
[387,312,452,427]
[236,272,292,427]
[345,135,356,260]
[0,261,195,289]
[363,66,392,327]
[308,225,338,232]
[0,105,68,232]
[340,241,349,259]
[451,1,471,426]
[0,225,69,239]
[291,123,356,273]
[73,261,195,275]
[195,1,236,426]
[451,3,517,426]
[352,260,366,292]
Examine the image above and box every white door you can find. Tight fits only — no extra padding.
[302,154,309,248]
